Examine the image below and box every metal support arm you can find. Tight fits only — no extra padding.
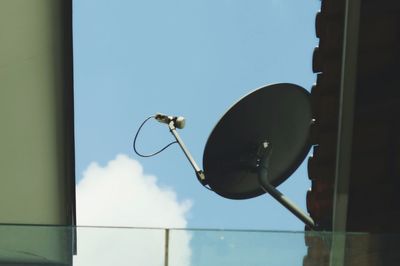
[257,142,315,229]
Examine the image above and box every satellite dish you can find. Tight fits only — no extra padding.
[203,83,313,200]
[136,83,315,228]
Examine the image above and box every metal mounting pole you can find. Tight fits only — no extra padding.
[257,142,315,229]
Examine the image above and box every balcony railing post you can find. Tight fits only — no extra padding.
[164,228,170,266]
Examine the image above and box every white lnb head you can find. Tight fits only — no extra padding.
[155,113,186,129]
[174,116,186,129]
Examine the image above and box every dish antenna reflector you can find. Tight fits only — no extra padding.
[204,83,312,199]
[135,83,315,228]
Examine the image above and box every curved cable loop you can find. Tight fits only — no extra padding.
[133,115,177,157]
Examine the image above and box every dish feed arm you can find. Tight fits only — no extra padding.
[167,121,207,186]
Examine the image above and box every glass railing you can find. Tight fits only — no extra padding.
[0,224,399,266]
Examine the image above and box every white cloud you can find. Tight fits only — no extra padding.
[73,154,192,266]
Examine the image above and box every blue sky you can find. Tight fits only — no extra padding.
[73,0,320,231]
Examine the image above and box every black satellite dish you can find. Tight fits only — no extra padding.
[203,83,312,200]
[135,83,315,228]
